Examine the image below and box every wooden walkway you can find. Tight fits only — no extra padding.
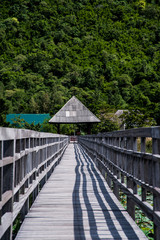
[15,144,147,240]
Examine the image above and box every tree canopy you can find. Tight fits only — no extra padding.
[0,0,160,132]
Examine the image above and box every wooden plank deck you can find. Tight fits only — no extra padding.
[15,144,147,240]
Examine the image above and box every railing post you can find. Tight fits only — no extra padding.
[152,128,160,190]
[141,137,146,152]
[126,137,137,151]
[126,137,136,220]
[113,138,120,200]
[113,181,120,200]
[94,137,97,167]
[0,140,2,226]
[101,137,106,178]
[152,127,160,240]
[20,198,29,222]
[120,137,125,148]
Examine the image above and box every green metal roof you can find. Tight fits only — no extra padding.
[6,114,50,125]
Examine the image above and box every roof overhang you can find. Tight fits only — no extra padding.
[49,96,100,124]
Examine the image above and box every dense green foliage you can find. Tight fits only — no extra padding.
[0,0,160,132]
[120,109,156,129]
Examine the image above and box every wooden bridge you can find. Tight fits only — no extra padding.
[0,127,160,239]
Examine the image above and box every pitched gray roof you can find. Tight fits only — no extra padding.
[49,96,100,124]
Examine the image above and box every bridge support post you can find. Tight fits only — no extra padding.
[141,137,146,152]
[21,183,25,195]
[113,181,119,200]
[20,198,29,222]
[57,124,60,134]
[127,197,135,220]
[94,152,97,167]
[32,185,39,202]
[14,191,20,202]
[106,174,112,189]
[152,133,160,240]
[153,189,160,240]
[154,224,160,240]
[127,176,135,220]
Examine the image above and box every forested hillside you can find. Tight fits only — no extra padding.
[0,0,160,131]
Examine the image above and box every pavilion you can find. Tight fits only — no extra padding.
[49,96,100,134]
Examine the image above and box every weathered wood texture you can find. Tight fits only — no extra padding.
[0,127,69,240]
[16,144,147,240]
[49,96,100,124]
[79,126,160,240]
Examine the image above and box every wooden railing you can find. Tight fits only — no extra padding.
[79,127,160,240]
[0,127,69,240]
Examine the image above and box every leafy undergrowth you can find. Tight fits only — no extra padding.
[119,190,154,239]
[137,137,152,153]
[119,190,127,209]
[12,214,21,239]
[135,207,154,240]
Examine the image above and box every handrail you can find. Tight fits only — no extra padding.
[0,127,69,239]
[79,126,160,240]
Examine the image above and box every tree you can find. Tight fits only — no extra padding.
[120,109,156,129]
[0,0,160,132]
[10,116,41,131]
[92,108,119,133]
